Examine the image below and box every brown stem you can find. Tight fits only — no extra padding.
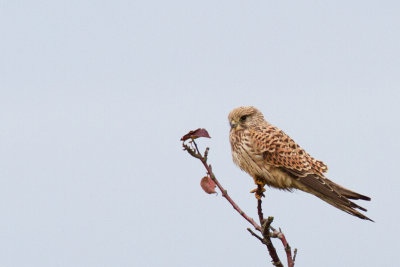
[183,141,262,232]
[257,199,264,224]
[275,229,295,267]
[293,249,298,263]
[261,217,283,267]
[247,228,264,243]
[256,186,295,267]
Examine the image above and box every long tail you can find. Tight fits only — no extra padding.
[296,174,373,221]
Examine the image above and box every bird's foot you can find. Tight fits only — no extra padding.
[250,183,266,199]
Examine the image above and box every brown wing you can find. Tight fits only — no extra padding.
[248,125,328,177]
[248,125,372,221]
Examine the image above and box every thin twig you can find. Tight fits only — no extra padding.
[257,199,264,224]
[260,217,283,267]
[183,141,262,232]
[268,228,295,267]
[247,228,264,244]
[255,175,295,267]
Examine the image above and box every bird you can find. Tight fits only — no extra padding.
[228,106,372,221]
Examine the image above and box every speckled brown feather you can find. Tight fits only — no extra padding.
[249,125,328,177]
[228,106,372,221]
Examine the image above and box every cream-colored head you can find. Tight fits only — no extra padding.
[228,106,265,130]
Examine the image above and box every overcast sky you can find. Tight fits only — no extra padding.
[1,1,399,266]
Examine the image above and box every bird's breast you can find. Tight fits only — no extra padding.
[230,131,295,189]
[231,141,265,177]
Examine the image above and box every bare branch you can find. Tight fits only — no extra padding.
[247,228,264,243]
[261,216,283,267]
[293,249,298,264]
[256,187,296,267]
[181,129,297,266]
[183,138,262,232]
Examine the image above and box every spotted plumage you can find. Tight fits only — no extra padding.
[228,106,372,221]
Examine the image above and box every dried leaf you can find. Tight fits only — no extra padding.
[200,176,216,194]
[181,128,211,141]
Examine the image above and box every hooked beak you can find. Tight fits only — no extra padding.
[230,120,238,129]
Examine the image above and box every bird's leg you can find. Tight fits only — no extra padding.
[250,179,266,199]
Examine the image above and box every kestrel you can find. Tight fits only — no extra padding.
[228,106,372,221]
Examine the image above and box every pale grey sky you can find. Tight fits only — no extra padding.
[0,1,399,266]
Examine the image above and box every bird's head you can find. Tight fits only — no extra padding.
[228,106,264,131]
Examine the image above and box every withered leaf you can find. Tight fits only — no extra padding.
[181,128,211,141]
[200,176,216,194]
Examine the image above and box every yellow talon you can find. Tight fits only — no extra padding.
[249,187,265,193]
[250,182,266,199]
[249,188,258,194]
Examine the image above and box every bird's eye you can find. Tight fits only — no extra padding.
[240,115,248,122]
